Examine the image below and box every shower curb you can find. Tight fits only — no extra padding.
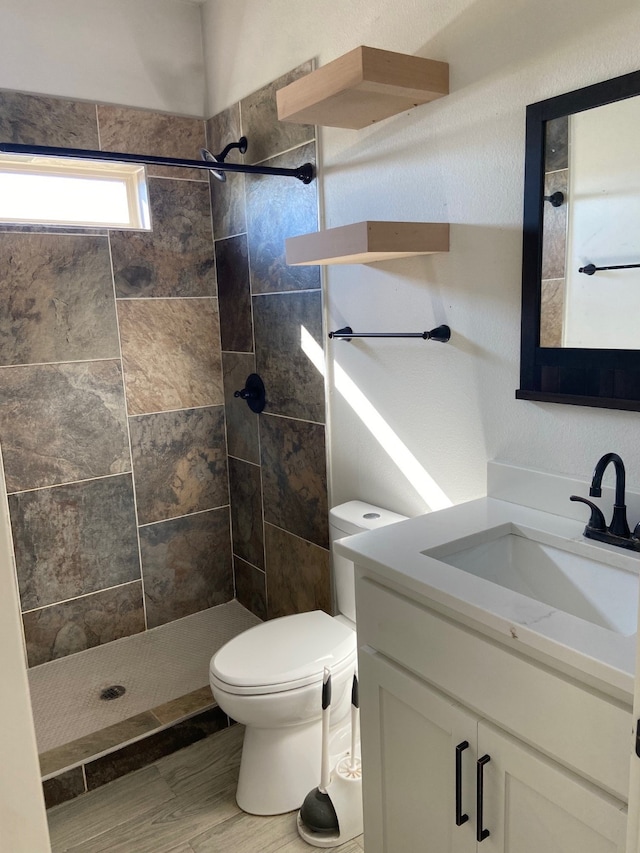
[43,701,234,809]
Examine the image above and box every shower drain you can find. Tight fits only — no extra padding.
[99,685,126,701]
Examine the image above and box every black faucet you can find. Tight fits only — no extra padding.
[570,453,640,551]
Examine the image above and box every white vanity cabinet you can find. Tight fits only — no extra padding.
[359,647,476,853]
[356,577,629,853]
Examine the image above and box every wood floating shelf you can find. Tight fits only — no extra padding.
[276,46,449,130]
[285,221,450,266]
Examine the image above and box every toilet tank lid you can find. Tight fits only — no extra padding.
[329,501,408,535]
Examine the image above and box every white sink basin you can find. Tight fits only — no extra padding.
[423,523,640,636]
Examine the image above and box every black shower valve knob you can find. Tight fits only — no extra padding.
[234,388,257,400]
[234,373,266,414]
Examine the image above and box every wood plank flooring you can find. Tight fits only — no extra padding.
[47,725,365,853]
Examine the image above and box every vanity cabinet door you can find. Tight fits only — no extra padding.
[359,648,477,853]
[476,721,626,853]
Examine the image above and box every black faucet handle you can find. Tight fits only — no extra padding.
[570,496,607,531]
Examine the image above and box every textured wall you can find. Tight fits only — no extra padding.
[0,0,205,116]
[207,62,330,621]
[202,0,640,519]
[0,92,233,666]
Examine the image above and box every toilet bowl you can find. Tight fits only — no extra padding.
[210,611,357,815]
[209,501,407,815]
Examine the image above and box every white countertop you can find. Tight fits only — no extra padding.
[335,496,639,700]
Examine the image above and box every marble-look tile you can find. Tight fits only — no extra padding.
[541,170,568,281]
[97,105,206,181]
[216,234,253,352]
[240,61,315,165]
[265,523,330,619]
[23,581,145,667]
[228,457,264,569]
[540,279,565,348]
[0,91,99,148]
[259,414,328,548]
[140,509,233,628]
[152,686,215,726]
[222,352,259,464]
[253,290,325,422]
[234,557,267,622]
[206,104,246,240]
[117,299,223,416]
[0,233,119,365]
[85,707,228,790]
[130,406,228,525]
[40,713,161,778]
[10,474,140,611]
[43,767,86,809]
[545,116,569,172]
[0,360,131,493]
[246,141,320,294]
[111,179,216,298]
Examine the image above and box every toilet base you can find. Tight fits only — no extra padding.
[236,721,323,815]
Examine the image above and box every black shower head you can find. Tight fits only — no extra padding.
[200,137,248,183]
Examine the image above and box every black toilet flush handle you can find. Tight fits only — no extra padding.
[234,373,266,414]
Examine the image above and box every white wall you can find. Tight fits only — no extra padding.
[0,457,50,852]
[0,0,205,115]
[203,0,640,518]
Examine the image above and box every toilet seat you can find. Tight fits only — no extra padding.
[210,610,356,696]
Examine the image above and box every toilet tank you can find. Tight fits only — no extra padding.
[330,501,408,624]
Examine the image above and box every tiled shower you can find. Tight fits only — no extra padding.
[0,62,328,804]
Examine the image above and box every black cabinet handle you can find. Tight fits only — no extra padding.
[476,754,491,842]
[455,741,469,826]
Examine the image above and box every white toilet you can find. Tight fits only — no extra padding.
[209,501,407,815]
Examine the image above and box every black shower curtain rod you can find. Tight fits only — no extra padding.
[0,142,315,184]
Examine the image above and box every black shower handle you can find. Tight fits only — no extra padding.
[234,388,257,400]
[233,373,266,414]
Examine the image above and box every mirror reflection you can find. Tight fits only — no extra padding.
[540,97,640,349]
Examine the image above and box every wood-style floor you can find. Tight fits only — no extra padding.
[47,725,365,853]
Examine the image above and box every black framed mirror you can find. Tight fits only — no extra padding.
[517,69,640,411]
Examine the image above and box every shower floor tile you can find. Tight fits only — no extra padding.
[30,601,261,759]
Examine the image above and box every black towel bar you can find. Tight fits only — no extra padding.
[328,324,450,342]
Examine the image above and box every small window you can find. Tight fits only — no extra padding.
[0,154,151,230]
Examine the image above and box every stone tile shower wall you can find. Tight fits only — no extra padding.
[0,92,233,666]
[207,62,330,621]
[0,62,329,672]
